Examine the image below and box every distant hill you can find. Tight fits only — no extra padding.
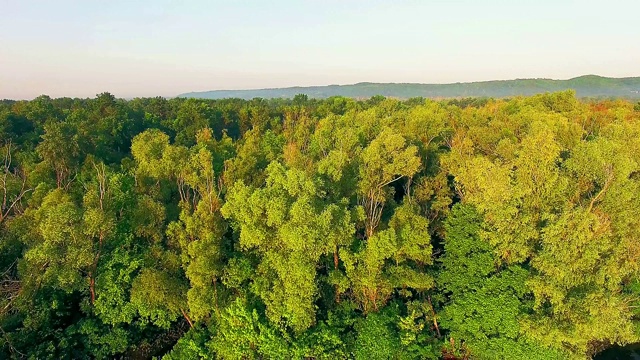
[178,75,640,100]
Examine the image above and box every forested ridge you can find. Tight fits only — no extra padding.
[1,92,640,359]
[179,75,640,100]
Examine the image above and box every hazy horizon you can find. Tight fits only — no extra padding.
[2,0,639,100]
[4,74,635,101]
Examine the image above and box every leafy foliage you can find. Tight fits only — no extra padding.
[1,92,639,359]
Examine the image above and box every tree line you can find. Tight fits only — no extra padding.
[1,92,640,359]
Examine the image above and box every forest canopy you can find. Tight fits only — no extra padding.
[1,92,640,359]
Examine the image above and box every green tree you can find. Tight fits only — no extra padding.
[439,204,566,360]
[36,122,83,188]
[222,162,353,332]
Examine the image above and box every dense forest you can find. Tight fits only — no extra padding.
[179,75,640,100]
[1,92,640,359]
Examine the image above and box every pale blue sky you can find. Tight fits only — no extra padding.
[1,0,638,99]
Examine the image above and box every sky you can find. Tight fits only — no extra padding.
[1,0,639,99]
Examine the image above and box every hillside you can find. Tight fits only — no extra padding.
[179,75,640,100]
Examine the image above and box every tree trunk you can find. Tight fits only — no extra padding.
[180,308,194,328]
[89,274,96,304]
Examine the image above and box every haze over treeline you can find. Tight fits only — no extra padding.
[2,92,640,358]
